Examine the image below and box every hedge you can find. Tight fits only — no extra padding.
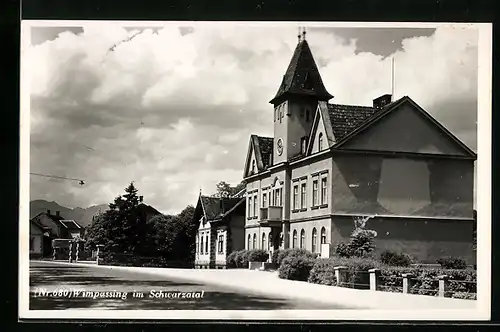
[378,266,476,299]
[278,255,316,281]
[273,248,318,268]
[227,249,270,268]
[306,257,477,299]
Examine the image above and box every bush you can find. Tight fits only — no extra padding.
[278,255,316,281]
[235,250,250,268]
[271,250,281,265]
[349,229,377,257]
[378,266,476,298]
[335,242,353,258]
[275,248,317,267]
[380,250,413,267]
[308,256,381,289]
[247,249,269,262]
[226,251,239,268]
[437,256,467,270]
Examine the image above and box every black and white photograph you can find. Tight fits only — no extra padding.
[19,21,492,320]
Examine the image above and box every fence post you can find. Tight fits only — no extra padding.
[438,275,449,297]
[68,241,73,263]
[402,273,414,294]
[334,266,347,287]
[368,268,380,291]
[96,245,104,265]
[52,247,57,260]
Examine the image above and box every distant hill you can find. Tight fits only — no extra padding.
[29,200,109,228]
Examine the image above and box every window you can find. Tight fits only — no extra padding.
[293,185,299,209]
[321,177,328,205]
[205,234,209,253]
[321,227,327,244]
[292,230,298,248]
[253,233,257,249]
[248,196,252,217]
[262,192,267,208]
[253,195,258,217]
[300,229,305,249]
[318,133,324,151]
[312,179,319,207]
[300,182,307,209]
[218,235,224,253]
[200,234,204,254]
[195,235,199,254]
[262,233,266,249]
[248,234,251,249]
[268,233,272,249]
[301,137,308,154]
[274,188,281,207]
[312,228,318,253]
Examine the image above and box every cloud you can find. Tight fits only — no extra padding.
[27,24,478,214]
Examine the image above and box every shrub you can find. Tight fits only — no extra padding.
[349,229,377,257]
[437,256,467,270]
[247,249,269,262]
[335,242,353,258]
[278,255,316,281]
[378,266,476,298]
[271,250,281,265]
[274,248,316,267]
[379,250,413,267]
[235,250,250,268]
[226,251,239,268]
[308,256,381,289]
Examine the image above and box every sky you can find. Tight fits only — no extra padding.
[26,23,478,215]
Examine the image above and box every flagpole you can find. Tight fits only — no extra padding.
[391,56,395,99]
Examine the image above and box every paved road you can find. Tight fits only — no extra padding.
[29,261,348,310]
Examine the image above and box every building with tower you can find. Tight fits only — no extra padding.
[242,30,476,264]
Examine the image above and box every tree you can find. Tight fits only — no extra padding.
[85,182,147,256]
[212,180,246,198]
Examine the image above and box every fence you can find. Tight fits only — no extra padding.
[333,266,477,300]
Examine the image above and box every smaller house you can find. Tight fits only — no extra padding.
[194,195,246,269]
[59,220,84,239]
[29,219,53,258]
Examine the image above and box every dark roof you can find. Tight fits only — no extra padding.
[59,220,82,230]
[270,40,333,105]
[327,103,381,141]
[200,196,244,221]
[256,136,274,169]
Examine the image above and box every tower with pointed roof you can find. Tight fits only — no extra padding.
[271,29,333,164]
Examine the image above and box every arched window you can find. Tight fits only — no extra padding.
[318,133,324,151]
[268,232,272,249]
[248,234,251,250]
[300,229,305,249]
[205,234,209,253]
[253,233,257,249]
[262,233,266,250]
[312,228,318,253]
[292,230,298,248]
[321,227,327,244]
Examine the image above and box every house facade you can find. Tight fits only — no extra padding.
[30,219,51,258]
[242,34,476,264]
[194,195,246,268]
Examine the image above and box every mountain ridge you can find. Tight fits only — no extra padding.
[29,200,109,228]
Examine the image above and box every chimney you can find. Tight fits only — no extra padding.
[47,209,51,215]
[139,196,143,203]
[56,211,60,217]
[373,94,392,108]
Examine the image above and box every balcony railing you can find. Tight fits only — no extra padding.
[260,206,283,222]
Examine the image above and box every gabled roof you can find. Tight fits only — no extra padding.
[332,96,477,158]
[243,135,273,177]
[270,39,333,105]
[327,103,382,141]
[59,219,82,230]
[199,196,244,221]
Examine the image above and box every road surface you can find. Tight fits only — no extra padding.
[29,261,349,310]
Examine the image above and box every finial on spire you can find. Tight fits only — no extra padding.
[302,27,306,40]
[297,27,302,43]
